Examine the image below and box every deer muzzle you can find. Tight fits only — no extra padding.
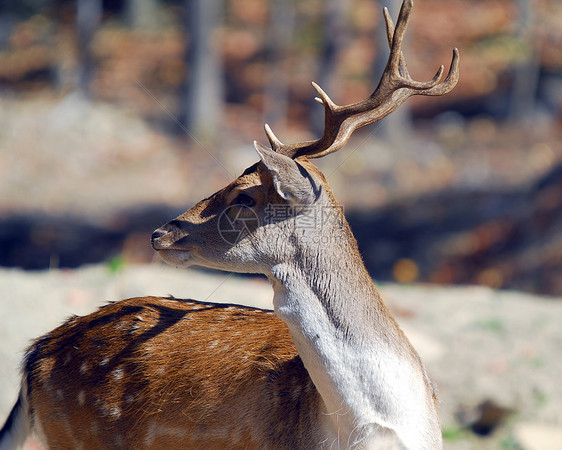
[151,227,173,250]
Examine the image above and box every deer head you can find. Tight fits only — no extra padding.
[151,0,459,278]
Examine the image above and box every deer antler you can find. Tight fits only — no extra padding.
[262,0,459,160]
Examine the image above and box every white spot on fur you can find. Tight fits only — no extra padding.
[113,367,124,381]
[79,362,89,374]
[101,404,121,419]
[77,391,85,406]
[209,341,218,349]
[100,357,109,366]
[111,406,121,418]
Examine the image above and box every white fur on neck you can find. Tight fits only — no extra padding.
[269,265,441,449]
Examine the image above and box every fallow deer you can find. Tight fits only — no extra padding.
[0,1,458,448]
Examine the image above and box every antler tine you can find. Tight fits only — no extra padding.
[311,81,338,112]
[383,7,395,49]
[264,123,283,151]
[382,0,445,91]
[383,6,410,80]
[420,47,460,96]
[385,0,412,78]
[259,0,460,161]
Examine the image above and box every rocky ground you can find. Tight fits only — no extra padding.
[0,263,561,449]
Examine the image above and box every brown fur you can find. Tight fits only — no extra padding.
[24,297,323,449]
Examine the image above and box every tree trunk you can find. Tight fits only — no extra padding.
[509,0,539,123]
[76,0,102,98]
[312,0,349,135]
[182,0,223,142]
[263,0,295,134]
[126,0,160,30]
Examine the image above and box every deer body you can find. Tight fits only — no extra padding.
[17,297,327,449]
[1,1,458,448]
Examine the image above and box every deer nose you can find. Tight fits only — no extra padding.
[151,228,169,249]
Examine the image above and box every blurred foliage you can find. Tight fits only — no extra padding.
[442,426,465,441]
[106,253,126,274]
[0,0,560,125]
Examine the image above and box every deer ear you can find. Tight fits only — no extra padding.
[253,141,317,205]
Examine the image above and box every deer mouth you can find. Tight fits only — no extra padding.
[156,248,198,267]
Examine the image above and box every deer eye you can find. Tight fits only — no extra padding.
[232,193,255,208]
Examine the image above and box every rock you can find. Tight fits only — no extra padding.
[456,399,515,436]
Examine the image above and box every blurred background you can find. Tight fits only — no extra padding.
[1,0,561,294]
[0,0,561,295]
[1,1,562,448]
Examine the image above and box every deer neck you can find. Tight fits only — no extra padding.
[267,221,427,446]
